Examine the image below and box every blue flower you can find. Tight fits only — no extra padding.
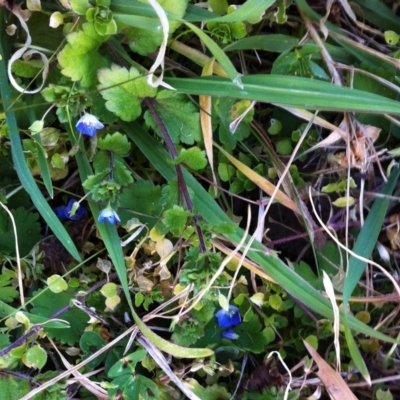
[222,329,239,340]
[76,113,104,137]
[215,305,241,328]
[55,199,85,222]
[98,207,121,224]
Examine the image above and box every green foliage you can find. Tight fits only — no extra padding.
[98,64,157,121]
[124,0,188,55]
[98,132,132,154]
[0,273,18,303]
[214,98,252,148]
[2,0,400,397]
[41,81,90,123]
[86,1,117,36]
[144,91,201,144]
[80,331,107,369]
[0,207,42,257]
[58,22,108,87]
[119,180,162,226]
[31,290,89,345]
[174,147,207,170]
[107,349,159,399]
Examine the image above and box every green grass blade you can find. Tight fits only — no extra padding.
[344,320,370,384]
[0,38,80,261]
[121,121,398,344]
[34,135,54,198]
[183,22,242,87]
[164,75,400,114]
[25,102,54,198]
[351,0,400,32]
[208,0,275,23]
[343,166,400,305]
[223,34,299,52]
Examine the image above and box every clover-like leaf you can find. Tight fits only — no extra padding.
[25,345,47,370]
[47,275,68,293]
[98,64,157,122]
[58,23,108,87]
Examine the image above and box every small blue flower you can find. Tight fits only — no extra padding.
[55,199,85,222]
[76,113,104,137]
[98,207,121,225]
[222,329,239,340]
[215,305,241,328]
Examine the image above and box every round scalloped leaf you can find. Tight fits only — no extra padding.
[47,274,68,293]
[101,282,118,298]
[97,64,157,121]
[105,295,121,311]
[25,345,47,369]
[58,22,108,87]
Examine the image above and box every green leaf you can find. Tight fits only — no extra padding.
[101,282,118,297]
[175,147,207,170]
[11,59,43,78]
[26,344,47,369]
[184,21,242,87]
[71,0,90,15]
[119,180,162,226]
[80,331,107,369]
[144,91,201,144]
[98,64,157,121]
[0,207,42,257]
[108,349,148,378]
[163,205,191,231]
[97,132,132,154]
[121,0,188,55]
[58,22,108,87]
[0,375,38,400]
[47,275,68,293]
[31,290,89,345]
[0,275,18,303]
[211,0,274,23]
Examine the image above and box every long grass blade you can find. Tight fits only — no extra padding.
[0,35,80,261]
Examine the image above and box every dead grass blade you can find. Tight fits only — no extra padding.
[304,340,358,400]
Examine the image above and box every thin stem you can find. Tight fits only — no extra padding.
[144,97,206,253]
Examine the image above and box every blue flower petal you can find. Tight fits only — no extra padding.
[65,199,85,221]
[222,329,239,340]
[76,113,104,137]
[55,205,69,221]
[98,208,121,224]
[55,200,85,222]
[215,305,241,328]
